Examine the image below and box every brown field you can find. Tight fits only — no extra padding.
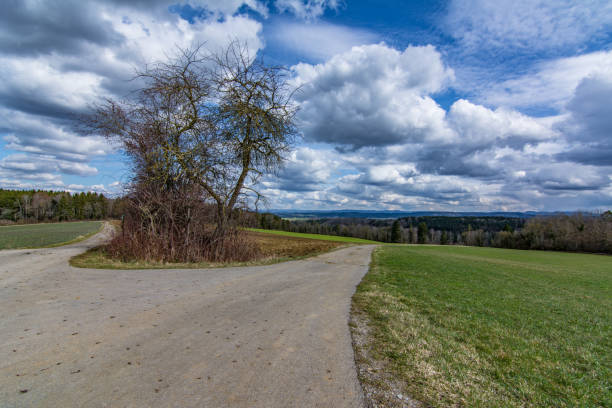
[250,231,344,258]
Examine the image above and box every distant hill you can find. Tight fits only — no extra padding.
[269,209,566,220]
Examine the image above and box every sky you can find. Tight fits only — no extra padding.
[0,0,611,212]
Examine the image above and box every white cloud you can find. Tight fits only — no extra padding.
[448,99,558,147]
[554,73,612,166]
[194,0,268,17]
[292,43,455,147]
[1,153,98,176]
[277,40,612,211]
[0,108,111,161]
[275,0,341,20]
[445,0,612,52]
[268,21,378,62]
[111,10,263,65]
[265,147,339,191]
[0,0,264,192]
[0,57,105,116]
[1,1,610,211]
[477,51,612,110]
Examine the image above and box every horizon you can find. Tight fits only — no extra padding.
[0,1,611,212]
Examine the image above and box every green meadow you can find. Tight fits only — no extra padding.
[353,245,612,407]
[246,228,380,244]
[0,221,102,249]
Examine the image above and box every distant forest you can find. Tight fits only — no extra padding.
[2,187,610,254]
[0,189,125,223]
[253,212,612,254]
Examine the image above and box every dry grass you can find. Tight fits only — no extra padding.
[70,230,345,269]
[250,231,344,258]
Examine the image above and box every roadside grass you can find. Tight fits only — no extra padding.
[70,230,347,269]
[0,221,103,249]
[352,245,612,407]
[246,228,380,244]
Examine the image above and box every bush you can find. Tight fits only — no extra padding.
[105,184,260,263]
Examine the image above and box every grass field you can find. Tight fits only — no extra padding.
[0,221,103,249]
[246,228,380,243]
[352,245,612,407]
[70,230,346,269]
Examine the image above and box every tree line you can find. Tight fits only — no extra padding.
[252,212,612,254]
[0,189,127,224]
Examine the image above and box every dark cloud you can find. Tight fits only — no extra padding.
[556,76,612,166]
[0,1,610,210]
[0,0,122,56]
[414,148,497,178]
[524,163,610,192]
[0,0,263,189]
[265,147,335,192]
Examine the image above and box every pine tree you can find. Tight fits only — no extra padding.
[417,222,428,244]
[441,230,448,245]
[390,219,402,243]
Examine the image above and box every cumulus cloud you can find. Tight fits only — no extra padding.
[448,100,557,147]
[333,170,490,209]
[556,74,612,166]
[0,58,104,118]
[293,43,454,148]
[0,0,264,191]
[0,108,111,161]
[265,147,339,192]
[281,40,612,211]
[1,1,610,211]
[0,153,98,176]
[414,100,562,178]
[0,0,120,57]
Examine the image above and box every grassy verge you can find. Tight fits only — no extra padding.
[0,221,103,249]
[352,245,612,407]
[246,228,380,244]
[70,230,348,269]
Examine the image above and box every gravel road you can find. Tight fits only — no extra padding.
[0,225,375,407]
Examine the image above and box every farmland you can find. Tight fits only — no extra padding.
[0,221,102,249]
[352,245,612,407]
[70,229,352,269]
[246,228,380,244]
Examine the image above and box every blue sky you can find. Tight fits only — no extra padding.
[0,0,611,211]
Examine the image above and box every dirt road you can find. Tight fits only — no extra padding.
[0,226,375,407]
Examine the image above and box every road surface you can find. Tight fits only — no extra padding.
[0,226,375,407]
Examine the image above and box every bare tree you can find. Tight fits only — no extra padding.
[86,42,298,261]
[204,42,298,234]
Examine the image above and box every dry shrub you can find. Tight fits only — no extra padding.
[105,184,261,263]
[107,225,260,263]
